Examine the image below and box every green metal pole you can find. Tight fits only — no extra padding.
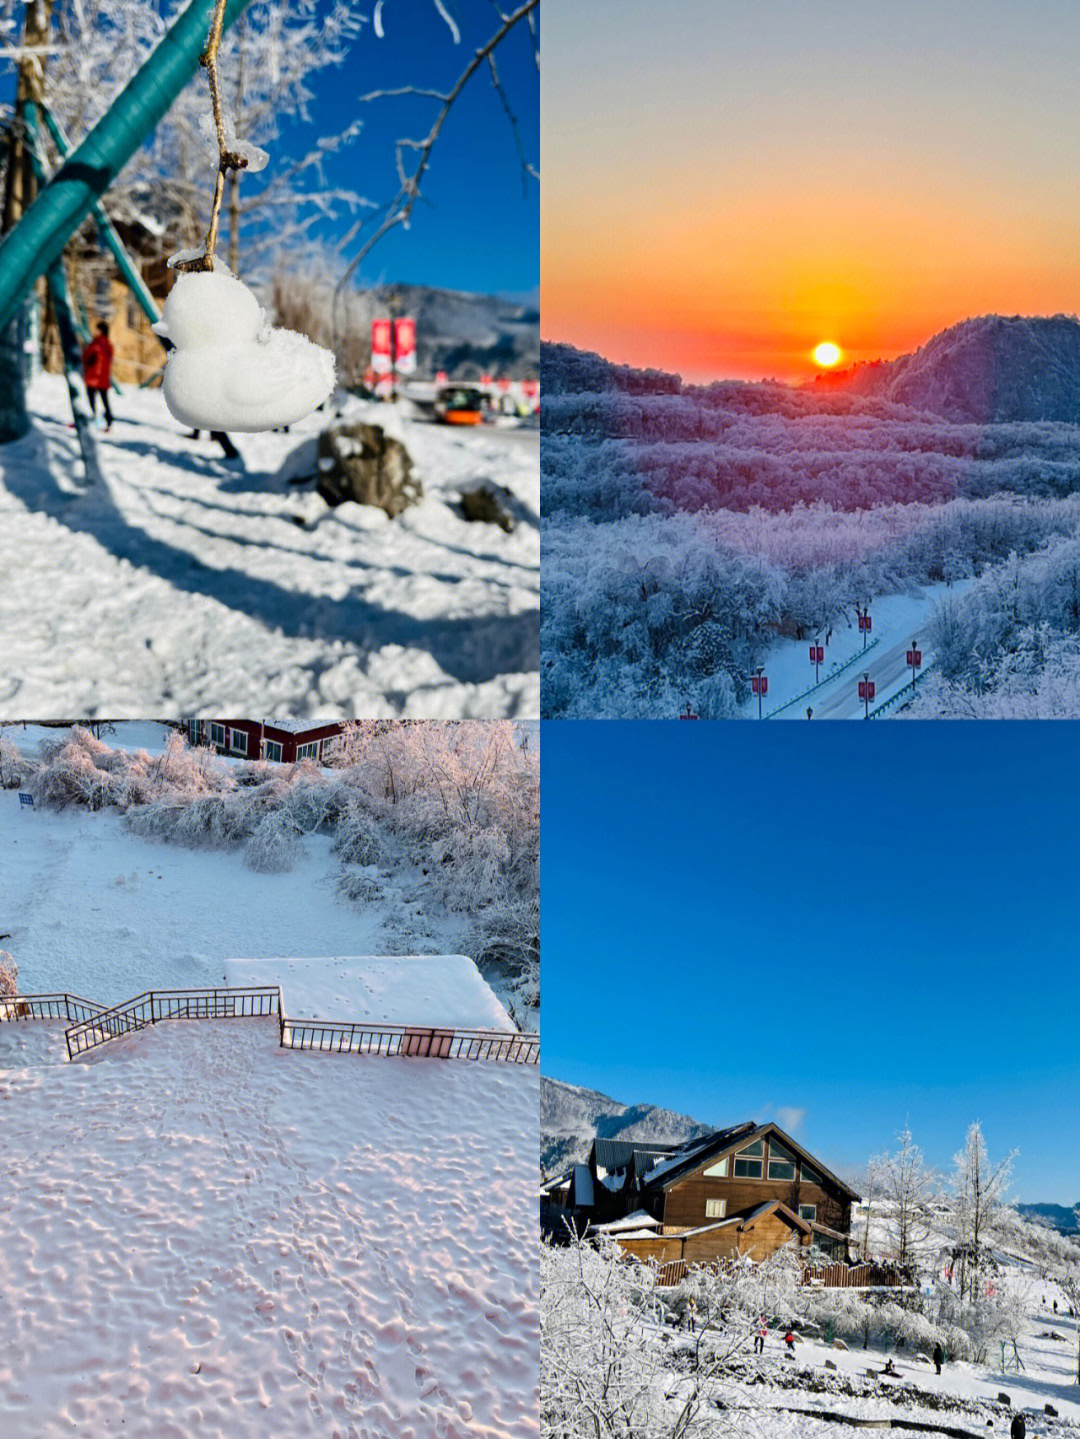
[0,0,252,335]
[24,99,104,483]
[40,104,162,328]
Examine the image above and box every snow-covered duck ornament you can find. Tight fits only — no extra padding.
[153,269,335,432]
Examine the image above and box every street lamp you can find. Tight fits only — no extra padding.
[809,642,824,685]
[858,673,875,719]
[750,667,768,719]
[906,640,923,691]
[858,607,873,650]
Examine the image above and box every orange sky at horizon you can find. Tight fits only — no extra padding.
[542,0,1080,384]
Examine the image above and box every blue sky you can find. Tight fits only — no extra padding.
[274,0,539,294]
[541,721,1080,1202]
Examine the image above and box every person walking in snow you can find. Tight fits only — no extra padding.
[1010,1414,1026,1439]
[82,321,114,430]
[686,1295,696,1333]
[783,1330,796,1355]
[754,1318,767,1354]
[932,1342,944,1375]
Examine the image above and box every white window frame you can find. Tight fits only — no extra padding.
[210,722,226,748]
[705,1199,727,1219]
[703,1157,730,1178]
[228,727,248,755]
[733,1139,764,1179]
[767,1139,798,1182]
[798,1204,817,1224]
[296,740,320,761]
[802,1162,825,1186]
[263,739,283,763]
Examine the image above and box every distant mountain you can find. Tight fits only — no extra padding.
[541,1076,712,1176]
[818,314,1080,423]
[383,284,538,379]
[1015,1202,1080,1236]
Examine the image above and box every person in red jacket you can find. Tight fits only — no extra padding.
[82,321,114,430]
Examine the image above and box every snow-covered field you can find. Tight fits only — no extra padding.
[0,374,538,718]
[0,1017,538,1439]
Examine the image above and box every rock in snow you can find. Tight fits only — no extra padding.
[154,271,335,432]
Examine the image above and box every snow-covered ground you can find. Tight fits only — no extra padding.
[0,785,503,1011]
[0,375,538,718]
[0,1017,538,1439]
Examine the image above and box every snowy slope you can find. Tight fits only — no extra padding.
[0,375,538,718]
[842,314,1080,423]
[0,1018,538,1439]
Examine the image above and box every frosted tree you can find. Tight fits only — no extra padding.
[877,1127,938,1274]
[542,1232,756,1439]
[950,1123,1016,1303]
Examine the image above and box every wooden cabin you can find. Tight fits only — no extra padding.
[554,1122,859,1267]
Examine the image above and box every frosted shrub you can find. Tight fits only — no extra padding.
[31,740,118,810]
[0,951,17,998]
[332,806,386,866]
[0,735,38,790]
[245,810,301,873]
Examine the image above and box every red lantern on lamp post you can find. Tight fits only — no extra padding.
[906,641,922,690]
[858,673,876,719]
[750,668,768,719]
[809,643,824,684]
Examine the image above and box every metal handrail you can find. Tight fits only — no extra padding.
[4,987,536,1065]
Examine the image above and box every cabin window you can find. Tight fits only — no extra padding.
[703,1157,730,1178]
[210,723,226,748]
[767,1139,798,1182]
[705,1199,727,1219]
[263,740,283,762]
[733,1139,764,1178]
[296,741,320,761]
[229,728,248,755]
[799,1205,817,1223]
[802,1162,824,1186]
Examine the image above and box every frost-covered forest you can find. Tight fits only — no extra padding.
[0,721,539,1011]
[542,322,1080,718]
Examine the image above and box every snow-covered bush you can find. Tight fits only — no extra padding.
[0,734,38,790]
[244,810,301,873]
[0,950,17,998]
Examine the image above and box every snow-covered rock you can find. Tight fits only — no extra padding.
[154,271,335,432]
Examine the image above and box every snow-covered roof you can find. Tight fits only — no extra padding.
[594,1210,661,1234]
[223,955,513,1031]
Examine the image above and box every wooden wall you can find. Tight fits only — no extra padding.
[662,1176,848,1235]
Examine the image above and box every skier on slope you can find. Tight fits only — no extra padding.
[82,322,114,431]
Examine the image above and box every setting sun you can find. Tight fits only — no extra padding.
[812,342,842,368]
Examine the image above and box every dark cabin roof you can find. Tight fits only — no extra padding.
[638,1122,860,1202]
[592,1138,682,1173]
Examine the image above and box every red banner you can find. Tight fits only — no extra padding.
[810,646,824,664]
[859,680,875,700]
[393,317,416,375]
[907,650,922,667]
[371,317,392,375]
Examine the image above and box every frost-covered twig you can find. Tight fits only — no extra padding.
[332,0,538,315]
